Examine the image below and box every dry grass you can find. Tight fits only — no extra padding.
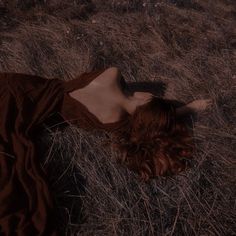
[0,0,235,235]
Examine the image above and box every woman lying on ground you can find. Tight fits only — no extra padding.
[0,66,213,235]
[65,66,212,181]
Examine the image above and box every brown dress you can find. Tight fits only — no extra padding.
[0,68,129,235]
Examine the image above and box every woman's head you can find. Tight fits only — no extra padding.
[111,96,195,182]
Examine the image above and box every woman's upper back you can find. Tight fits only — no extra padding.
[59,67,130,132]
[69,67,124,123]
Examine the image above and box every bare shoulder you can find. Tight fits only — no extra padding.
[102,66,120,77]
[95,66,121,85]
[105,66,120,73]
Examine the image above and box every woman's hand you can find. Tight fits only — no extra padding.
[176,98,213,116]
[186,99,213,113]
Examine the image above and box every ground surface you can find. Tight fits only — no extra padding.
[0,0,235,235]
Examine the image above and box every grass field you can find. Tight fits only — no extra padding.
[0,0,235,235]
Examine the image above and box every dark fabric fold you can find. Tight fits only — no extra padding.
[0,73,64,235]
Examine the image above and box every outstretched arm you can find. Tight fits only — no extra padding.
[176,99,213,116]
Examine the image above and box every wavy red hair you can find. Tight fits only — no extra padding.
[110,97,195,182]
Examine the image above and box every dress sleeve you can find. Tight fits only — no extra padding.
[0,73,64,235]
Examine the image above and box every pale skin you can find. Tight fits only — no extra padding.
[69,67,213,124]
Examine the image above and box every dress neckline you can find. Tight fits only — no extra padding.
[63,68,130,128]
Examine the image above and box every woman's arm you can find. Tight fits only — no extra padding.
[176,99,213,116]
